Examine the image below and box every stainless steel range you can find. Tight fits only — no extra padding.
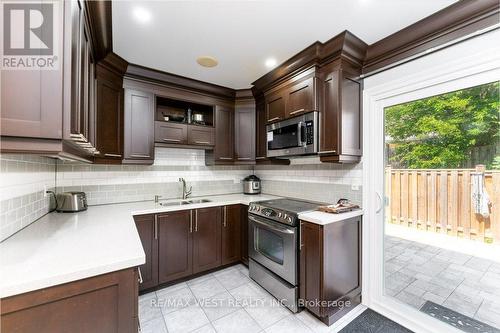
[248,198,322,313]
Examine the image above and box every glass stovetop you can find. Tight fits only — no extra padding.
[258,198,324,215]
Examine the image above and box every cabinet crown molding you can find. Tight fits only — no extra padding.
[125,63,236,100]
[251,30,367,94]
[98,52,129,76]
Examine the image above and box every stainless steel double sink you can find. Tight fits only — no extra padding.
[159,199,211,207]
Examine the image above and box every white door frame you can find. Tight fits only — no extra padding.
[361,29,500,333]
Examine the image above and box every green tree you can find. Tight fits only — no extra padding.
[385,81,500,169]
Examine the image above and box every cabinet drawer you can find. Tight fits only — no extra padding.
[155,121,188,144]
[188,126,215,146]
[286,76,316,117]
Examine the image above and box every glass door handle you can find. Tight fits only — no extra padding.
[376,192,383,213]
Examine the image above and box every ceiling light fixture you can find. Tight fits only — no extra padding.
[196,56,218,68]
[133,7,152,24]
[265,58,277,68]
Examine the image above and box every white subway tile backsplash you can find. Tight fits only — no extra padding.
[254,159,362,205]
[56,148,253,206]
[0,154,56,241]
[1,148,363,241]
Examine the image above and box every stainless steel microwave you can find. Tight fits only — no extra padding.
[266,111,318,157]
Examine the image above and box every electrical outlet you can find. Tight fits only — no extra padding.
[351,184,360,191]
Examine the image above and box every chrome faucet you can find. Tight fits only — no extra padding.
[179,178,192,199]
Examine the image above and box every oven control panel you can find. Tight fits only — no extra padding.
[248,204,296,226]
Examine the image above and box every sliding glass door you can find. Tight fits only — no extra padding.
[362,29,500,333]
[383,82,500,332]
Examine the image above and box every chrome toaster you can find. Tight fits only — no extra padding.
[56,192,88,212]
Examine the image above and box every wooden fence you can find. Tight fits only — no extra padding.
[385,167,500,243]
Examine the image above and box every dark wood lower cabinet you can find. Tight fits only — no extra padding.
[240,206,249,265]
[158,210,193,284]
[300,217,362,325]
[193,207,222,274]
[134,214,158,291]
[0,268,139,333]
[134,205,245,292]
[222,205,242,265]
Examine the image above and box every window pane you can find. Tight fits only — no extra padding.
[256,228,284,264]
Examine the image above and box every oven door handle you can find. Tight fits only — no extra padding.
[248,215,295,234]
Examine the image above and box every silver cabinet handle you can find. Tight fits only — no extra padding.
[131,154,151,158]
[268,117,280,122]
[318,150,336,154]
[223,206,227,228]
[163,138,181,142]
[255,157,266,160]
[154,215,158,239]
[195,210,198,232]
[189,211,193,233]
[289,108,305,115]
[219,157,232,160]
[237,157,251,160]
[104,153,122,158]
[195,141,210,144]
[138,267,143,284]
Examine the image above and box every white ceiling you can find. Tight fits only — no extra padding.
[113,0,458,89]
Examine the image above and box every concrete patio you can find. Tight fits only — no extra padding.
[384,235,500,329]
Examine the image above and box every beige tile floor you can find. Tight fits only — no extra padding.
[139,264,366,333]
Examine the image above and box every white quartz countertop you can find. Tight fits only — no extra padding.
[0,193,279,298]
[298,209,363,225]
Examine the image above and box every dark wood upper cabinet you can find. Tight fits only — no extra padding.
[255,96,268,161]
[253,33,365,164]
[206,105,234,164]
[222,205,242,265]
[1,67,63,141]
[134,215,158,291]
[235,97,256,163]
[123,89,155,164]
[94,54,127,163]
[158,210,193,284]
[253,94,290,165]
[319,62,362,163]
[193,207,222,274]
[188,126,215,147]
[1,0,99,160]
[265,93,286,123]
[154,96,215,148]
[155,122,188,144]
[286,76,317,118]
[65,0,100,158]
[71,6,94,143]
[264,70,318,124]
[300,217,362,325]
[320,70,340,155]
